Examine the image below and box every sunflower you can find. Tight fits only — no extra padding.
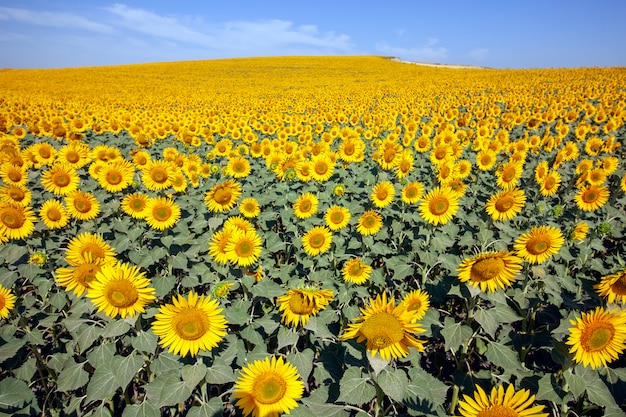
[239,197,261,218]
[293,192,319,219]
[595,269,626,304]
[0,284,16,319]
[144,197,181,230]
[310,154,335,182]
[455,384,549,417]
[587,168,607,186]
[65,232,116,266]
[208,229,233,264]
[301,226,333,256]
[370,181,395,208]
[277,287,334,327]
[401,181,424,204]
[419,187,459,226]
[97,160,134,193]
[495,161,523,190]
[205,179,242,213]
[121,193,149,219]
[539,171,561,197]
[324,205,351,231]
[574,185,610,211]
[225,230,262,267]
[0,184,31,207]
[152,291,227,357]
[398,289,430,321]
[340,292,426,360]
[86,261,156,319]
[0,163,28,187]
[566,306,626,369]
[141,159,175,191]
[0,203,37,240]
[55,257,102,296]
[485,188,526,221]
[570,221,589,241]
[57,142,90,169]
[232,356,304,417]
[514,226,564,264]
[39,199,69,229]
[457,251,523,292]
[41,163,80,196]
[356,210,383,236]
[225,156,251,178]
[65,190,100,221]
[223,216,254,234]
[476,149,497,171]
[342,258,372,285]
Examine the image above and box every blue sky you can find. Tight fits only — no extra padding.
[1,1,625,69]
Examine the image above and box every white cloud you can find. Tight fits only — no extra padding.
[375,38,448,62]
[0,6,114,34]
[469,48,489,62]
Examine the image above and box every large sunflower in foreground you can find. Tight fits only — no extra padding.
[232,356,304,417]
[144,197,181,230]
[566,306,626,369]
[455,384,549,417]
[0,284,16,319]
[276,287,334,327]
[301,226,332,256]
[0,203,37,240]
[419,186,459,226]
[485,188,526,221]
[87,262,156,318]
[574,184,610,211]
[341,292,425,360]
[514,226,564,264]
[595,268,626,304]
[457,251,523,292]
[204,179,242,213]
[152,291,227,357]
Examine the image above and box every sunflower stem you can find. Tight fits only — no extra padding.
[449,384,460,415]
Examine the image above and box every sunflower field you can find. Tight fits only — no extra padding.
[1,56,626,417]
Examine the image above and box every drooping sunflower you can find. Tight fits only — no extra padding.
[225,230,263,267]
[0,284,16,319]
[342,258,372,285]
[232,356,304,417]
[55,257,102,296]
[97,159,134,193]
[514,226,564,264]
[208,229,233,265]
[0,184,32,207]
[0,203,37,240]
[566,306,626,369]
[574,184,610,211]
[239,197,261,218]
[401,181,424,204]
[356,210,383,236]
[539,171,561,197]
[485,188,526,221]
[340,292,426,360]
[457,251,524,292]
[293,192,319,219]
[310,154,335,182]
[370,181,395,208]
[65,190,100,221]
[301,226,333,256]
[595,268,626,304]
[65,232,116,266]
[325,205,351,231]
[455,384,549,417]
[152,291,228,357]
[419,187,459,226]
[86,261,156,319]
[141,159,175,191]
[205,179,242,213]
[121,193,149,219]
[39,199,69,229]
[277,287,334,327]
[41,163,80,196]
[144,197,181,230]
[398,289,430,321]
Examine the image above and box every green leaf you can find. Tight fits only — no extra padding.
[286,348,314,381]
[473,308,500,338]
[563,369,586,398]
[377,368,408,403]
[169,254,188,270]
[145,373,192,408]
[301,385,348,417]
[240,325,265,346]
[57,360,90,392]
[86,405,112,417]
[121,401,160,417]
[251,279,286,298]
[337,367,376,406]
[102,319,131,338]
[277,326,300,350]
[115,353,144,390]
[152,274,176,298]
[86,343,116,369]
[536,373,569,403]
[86,363,118,402]
[485,342,521,371]
[0,378,35,408]
[76,323,101,354]
[406,366,449,410]
[204,360,235,384]
[181,362,207,390]
[131,330,158,354]
[366,351,389,376]
[440,316,472,352]
[0,338,26,362]
[185,398,223,417]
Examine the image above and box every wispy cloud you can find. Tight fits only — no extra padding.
[0,6,114,34]
[375,38,448,62]
[469,48,489,62]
